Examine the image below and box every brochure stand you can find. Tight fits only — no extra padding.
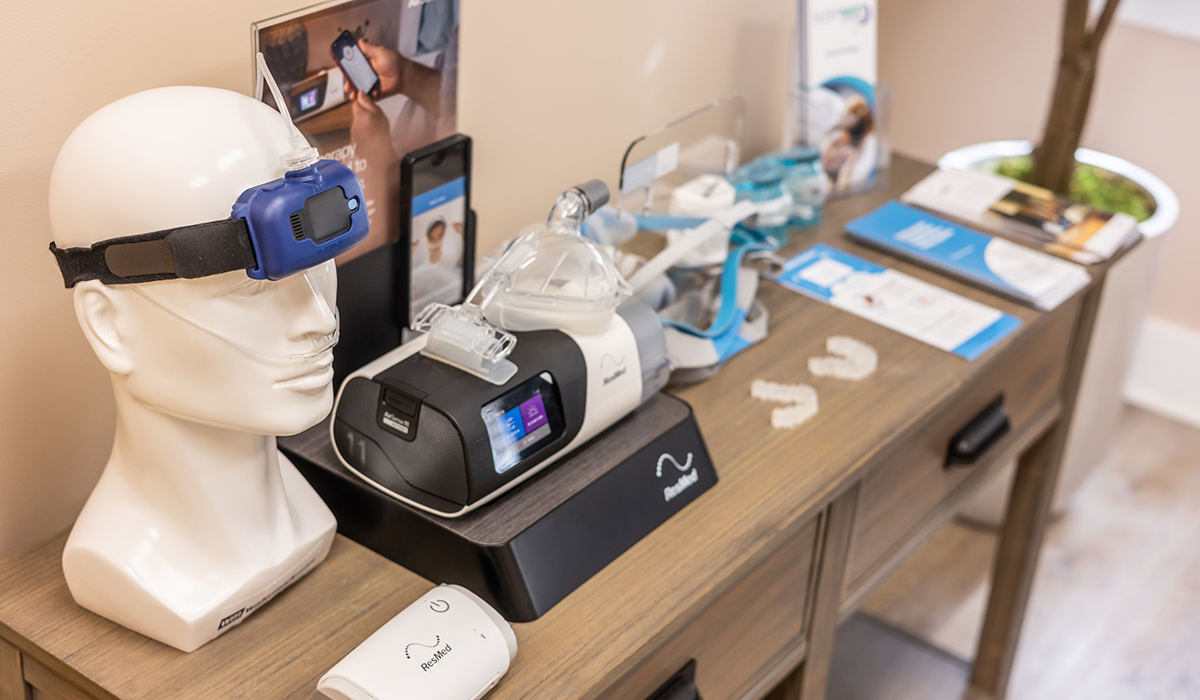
[616,94,745,217]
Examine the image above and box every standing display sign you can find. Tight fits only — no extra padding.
[788,0,882,197]
[253,0,460,378]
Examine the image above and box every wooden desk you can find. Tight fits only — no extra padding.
[0,155,1114,700]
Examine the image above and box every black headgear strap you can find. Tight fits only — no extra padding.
[50,218,258,288]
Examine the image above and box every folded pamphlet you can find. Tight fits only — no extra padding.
[844,201,1091,311]
[900,168,1139,263]
[773,243,1021,361]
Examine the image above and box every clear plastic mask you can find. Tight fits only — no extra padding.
[127,262,339,360]
[412,182,621,384]
[478,189,630,335]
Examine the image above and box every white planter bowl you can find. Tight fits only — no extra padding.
[939,141,1179,521]
[938,140,1179,236]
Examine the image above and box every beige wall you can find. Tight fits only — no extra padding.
[460,1,793,252]
[6,0,1193,561]
[0,0,794,559]
[877,0,1199,330]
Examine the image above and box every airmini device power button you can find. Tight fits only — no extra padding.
[429,599,450,613]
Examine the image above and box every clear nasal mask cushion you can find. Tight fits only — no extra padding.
[128,268,339,360]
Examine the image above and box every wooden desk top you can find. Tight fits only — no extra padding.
[0,156,1105,700]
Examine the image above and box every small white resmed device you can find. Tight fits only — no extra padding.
[318,585,517,700]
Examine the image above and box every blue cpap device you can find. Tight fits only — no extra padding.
[234,159,367,280]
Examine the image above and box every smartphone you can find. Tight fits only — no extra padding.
[331,30,380,97]
[399,135,475,329]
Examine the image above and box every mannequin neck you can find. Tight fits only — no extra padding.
[106,377,299,559]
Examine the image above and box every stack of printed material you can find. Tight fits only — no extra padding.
[845,201,1091,312]
[900,168,1139,263]
[773,243,1021,361]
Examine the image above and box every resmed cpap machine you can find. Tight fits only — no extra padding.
[281,180,722,621]
[287,67,347,123]
[330,296,669,518]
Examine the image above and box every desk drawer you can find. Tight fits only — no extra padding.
[842,303,1077,600]
[604,517,818,700]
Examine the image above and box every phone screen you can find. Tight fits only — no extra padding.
[409,142,468,321]
[332,31,379,95]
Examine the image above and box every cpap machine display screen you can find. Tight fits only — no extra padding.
[481,372,566,474]
[298,87,319,112]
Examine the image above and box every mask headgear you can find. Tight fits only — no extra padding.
[49,54,369,287]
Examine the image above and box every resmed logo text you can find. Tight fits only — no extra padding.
[420,643,452,671]
[603,367,627,385]
[664,469,698,502]
[656,452,698,502]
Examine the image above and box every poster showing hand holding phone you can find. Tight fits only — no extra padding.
[253,0,459,263]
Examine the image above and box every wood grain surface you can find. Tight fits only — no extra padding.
[0,535,431,700]
[603,519,818,700]
[971,270,1106,699]
[0,155,1107,700]
[861,521,999,663]
[22,658,92,700]
[842,300,1076,597]
[798,488,860,700]
[0,638,29,700]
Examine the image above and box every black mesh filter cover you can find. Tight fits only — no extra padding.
[396,404,468,503]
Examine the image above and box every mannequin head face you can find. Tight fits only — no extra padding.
[76,264,338,434]
[50,87,341,435]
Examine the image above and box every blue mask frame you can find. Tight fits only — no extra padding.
[50,158,369,288]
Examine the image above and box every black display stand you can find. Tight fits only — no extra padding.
[279,392,717,622]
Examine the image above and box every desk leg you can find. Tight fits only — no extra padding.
[774,485,857,700]
[969,280,1106,700]
[0,639,31,700]
[968,419,1064,699]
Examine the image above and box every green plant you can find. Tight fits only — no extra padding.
[1072,164,1153,221]
[993,156,1153,222]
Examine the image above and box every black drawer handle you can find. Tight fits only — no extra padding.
[653,678,700,700]
[945,395,1010,467]
[647,660,702,700]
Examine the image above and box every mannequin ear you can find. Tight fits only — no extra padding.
[73,281,134,376]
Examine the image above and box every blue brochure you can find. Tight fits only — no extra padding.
[844,201,1090,311]
[773,244,1021,361]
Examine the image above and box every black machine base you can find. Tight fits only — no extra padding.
[280,392,716,622]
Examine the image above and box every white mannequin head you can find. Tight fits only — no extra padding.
[51,86,342,652]
[50,86,338,434]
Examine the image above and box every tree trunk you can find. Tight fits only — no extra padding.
[1029,0,1122,194]
[1031,53,1097,194]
